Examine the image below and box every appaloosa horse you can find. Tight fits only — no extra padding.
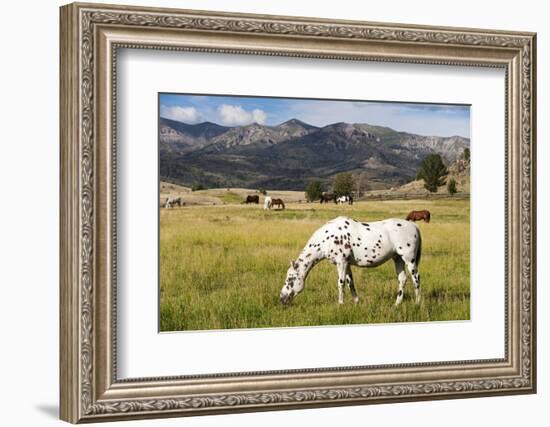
[280,216,422,306]
[406,210,431,223]
[164,197,183,208]
[336,195,354,205]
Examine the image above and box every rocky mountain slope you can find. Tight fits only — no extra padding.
[159,117,470,190]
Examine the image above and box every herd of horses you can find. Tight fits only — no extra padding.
[164,193,431,223]
[320,193,354,205]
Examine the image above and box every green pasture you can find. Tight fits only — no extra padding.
[159,199,470,331]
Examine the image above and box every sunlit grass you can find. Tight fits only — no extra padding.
[160,199,470,331]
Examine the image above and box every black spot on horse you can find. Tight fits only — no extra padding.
[339,279,344,284]
[397,223,402,227]
[407,243,410,247]
[411,258,415,263]
[344,221,350,225]
[399,246,402,250]
[325,230,329,233]
[338,227,342,230]
[398,290,403,296]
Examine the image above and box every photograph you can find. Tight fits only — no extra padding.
[158,94,471,332]
[56,2,536,422]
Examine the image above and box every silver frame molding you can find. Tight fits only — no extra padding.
[60,2,537,423]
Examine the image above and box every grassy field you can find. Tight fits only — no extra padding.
[160,198,470,331]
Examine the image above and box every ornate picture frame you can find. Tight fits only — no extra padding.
[60,2,536,423]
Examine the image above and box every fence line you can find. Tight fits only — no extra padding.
[358,192,470,202]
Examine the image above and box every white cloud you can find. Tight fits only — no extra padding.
[217,104,267,126]
[160,105,201,123]
[252,109,267,124]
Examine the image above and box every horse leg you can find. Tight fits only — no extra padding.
[394,256,407,306]
[345,265,359,304]
[406,261,421,304]
[336,261,348,304]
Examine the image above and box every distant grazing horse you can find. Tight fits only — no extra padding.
[164,197,183,208]
[271,198,285,210]
[245,195,260,204]
[280,216,422,306]
[320,193,336,204]
[336,195,354,205]
[263,196,272,210]
[406,210,431,223]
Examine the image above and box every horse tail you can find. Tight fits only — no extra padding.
[415,228,422,267]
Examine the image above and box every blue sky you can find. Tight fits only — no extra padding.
[159,93,470,138]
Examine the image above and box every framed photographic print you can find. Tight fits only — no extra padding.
[60,2,537,423]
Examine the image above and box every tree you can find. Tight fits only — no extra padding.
[417,154,448,193]
[462,147,470,162]
[447,178,457,196]
[333,172,354,197]
[305,180,323,202]
[191,184,206,192]
[353,171,369,197]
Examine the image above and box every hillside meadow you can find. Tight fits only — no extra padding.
[159,197,470,331]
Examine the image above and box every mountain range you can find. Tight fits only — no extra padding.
[159,117,470,190]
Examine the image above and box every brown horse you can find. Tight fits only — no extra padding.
[319,193,336,204]
[406,210,431,223]
[271,198,285,209]
[245,195,260,204]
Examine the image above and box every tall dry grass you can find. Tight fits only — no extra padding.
[160,199,470,331]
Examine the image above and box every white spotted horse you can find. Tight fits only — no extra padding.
[336,195,353,205]
[280,216,422,306]
[164,196,183,208]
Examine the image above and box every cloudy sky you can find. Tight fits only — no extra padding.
[159,93,470,138]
